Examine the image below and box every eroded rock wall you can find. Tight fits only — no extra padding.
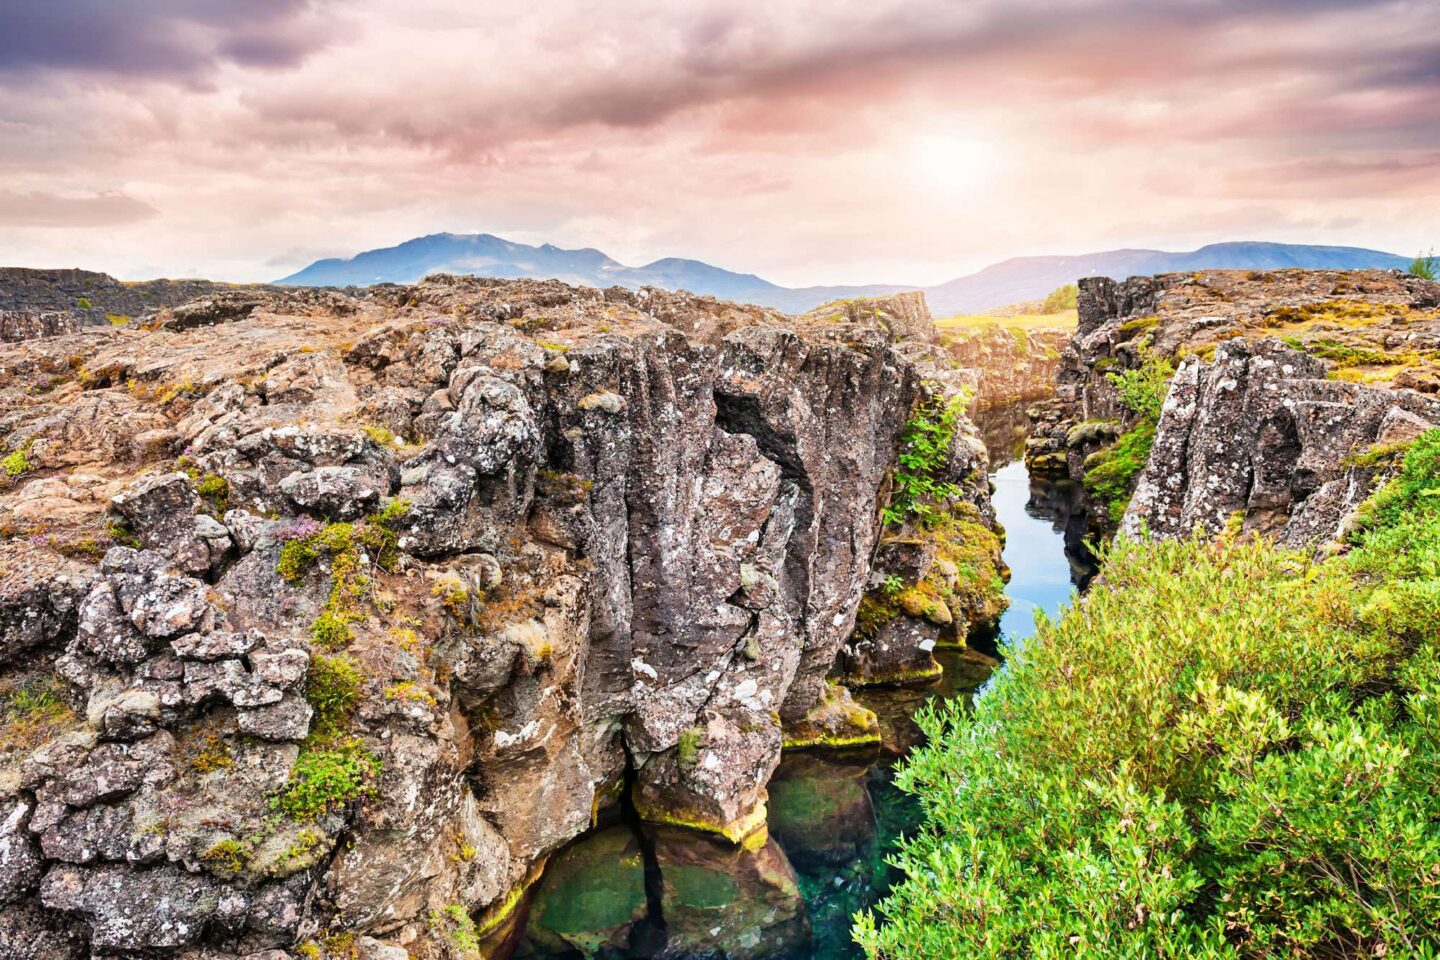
[1026,268,1440,547]
[0,277,1001,959]
[941,324,1069,409]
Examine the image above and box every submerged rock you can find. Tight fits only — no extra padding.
[650,825,810,960]
[520,827,650,956]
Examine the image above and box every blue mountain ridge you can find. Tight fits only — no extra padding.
[277,234,1412,315]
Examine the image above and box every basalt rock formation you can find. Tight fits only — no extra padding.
[0,268,298,335]
[1026,268,1440,547]
[0,276,1004,959]
[940,324,1069,410]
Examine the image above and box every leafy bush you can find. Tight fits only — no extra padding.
[1083,421,1157,523]
[1410,250,1438,281]
[1041,283,1079,314]
[883,392,967,527]
[859,431,1440,958]
[1107,353,1175,422]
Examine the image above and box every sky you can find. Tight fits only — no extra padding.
[1,0,1438,286]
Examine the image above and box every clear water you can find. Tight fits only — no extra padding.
[990,458,1083,645]
[515,402,1085,959]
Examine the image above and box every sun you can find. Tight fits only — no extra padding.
[904,132,1001,199]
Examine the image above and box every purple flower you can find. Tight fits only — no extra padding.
[276,517,323,542]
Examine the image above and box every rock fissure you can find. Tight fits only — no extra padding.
[0,276,1008,960]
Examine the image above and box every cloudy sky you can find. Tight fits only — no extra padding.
[1,0,1438,285]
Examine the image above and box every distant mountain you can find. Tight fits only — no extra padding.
[277,236,1412,315]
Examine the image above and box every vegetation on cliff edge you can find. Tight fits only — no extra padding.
[1083,353,1175,522]
[860,430,1440,958]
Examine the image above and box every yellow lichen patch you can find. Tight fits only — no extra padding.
[1259,299,1417,331]
[781,683,881,751]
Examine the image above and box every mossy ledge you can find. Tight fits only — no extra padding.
[632,799,771,846]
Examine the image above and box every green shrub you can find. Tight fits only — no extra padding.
[859,431,1440,958]
[75,297,92,310]
[1083,421,1156,522]
[1410,250,1437,281]
[883,391,967,527]
[1041,283,1078,314]
[1106,353,1175,422]
[269,741,378,821]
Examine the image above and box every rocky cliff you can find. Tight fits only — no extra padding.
[0,277,1003,959]
[0,268,291,333]
[1026,268,1440,546]
[939,324,1068,409]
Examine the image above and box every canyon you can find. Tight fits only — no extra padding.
[4,264,1436,960]
[0,276,1034,960]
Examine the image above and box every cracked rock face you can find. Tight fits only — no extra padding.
[0,275,1001,959]
[1027,268,1440,548]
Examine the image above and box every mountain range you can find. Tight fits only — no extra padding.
[276,234,1413,315]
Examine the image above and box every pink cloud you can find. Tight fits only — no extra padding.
[0,0,1436,283]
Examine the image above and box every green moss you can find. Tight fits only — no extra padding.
[428,904,480,955]
[360,423,397,446]
[1118,314,1160,336]
[667,862,742,910]
[189,732,233,774]
[201,837,251,877]
[635,797,769,844]
[310,611,352,650]
[106,313,132,327]
[845,663,945,688]
[192,473,229,516]
[3,442,34,479]
[677,727,704,768]
[75,297,92,310]
[305,654,363,735]
[526,828,648,950]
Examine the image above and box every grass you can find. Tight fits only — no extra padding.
[936,309,1078,332]
[0,677,72,750]
[859,430,1440,959]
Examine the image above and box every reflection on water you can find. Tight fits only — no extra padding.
[515,401,1087,959]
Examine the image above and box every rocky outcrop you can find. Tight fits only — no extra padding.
[1125,338,1440,546]
[1,311,79,344]
[0,275,1005,959]
[0,267,319,332]
[941,324,1069,409]
[1026,268,1440,547]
